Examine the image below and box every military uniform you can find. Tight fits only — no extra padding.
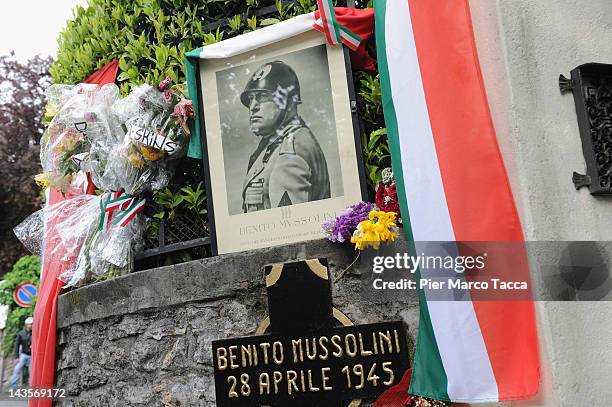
[242,119,331,212]
[240,60,331,212]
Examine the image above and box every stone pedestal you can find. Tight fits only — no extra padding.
[56,236,419,406]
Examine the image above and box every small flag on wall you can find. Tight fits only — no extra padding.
[374,0,540,403]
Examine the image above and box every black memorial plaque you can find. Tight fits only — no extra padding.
[212,258,411,406]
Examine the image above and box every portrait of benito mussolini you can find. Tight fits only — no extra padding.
[240,61,331,213]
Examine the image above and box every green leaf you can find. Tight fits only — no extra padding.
[370,128,387,137]
[366,164,379,184]
[155,45,169,68]
[246,16,257,31]
[260,18,280,27]
[228,15,242,34]
[172,195,184,207]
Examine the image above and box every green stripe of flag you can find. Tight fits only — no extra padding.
[322,0,342,43]
[185,47,204,159]
[112,198,146,226]
[374,0,450,401]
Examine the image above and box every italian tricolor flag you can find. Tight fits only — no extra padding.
[374,0,540,403]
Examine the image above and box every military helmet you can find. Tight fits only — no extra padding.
[240,61,301,107]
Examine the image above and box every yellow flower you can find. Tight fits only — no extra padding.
[139,145,165,161]
[35,172,73,191]
[44,101,59,118]
[350,210,399,250]
[127,151,146,169]
[34,173,51,189]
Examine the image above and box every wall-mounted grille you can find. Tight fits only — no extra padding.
[560,63,612,194]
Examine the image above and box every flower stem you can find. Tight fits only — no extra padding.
[334,251,361,283]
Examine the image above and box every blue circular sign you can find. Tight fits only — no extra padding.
[13,282,37,307]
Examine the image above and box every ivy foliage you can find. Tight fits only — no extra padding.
[51,0,389,189]
[0,256,40,355]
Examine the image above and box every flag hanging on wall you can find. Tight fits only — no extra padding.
[374,0,539,403]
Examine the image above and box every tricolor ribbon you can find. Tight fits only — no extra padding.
[112,197,146,227]
[316,0,362,51]
[98,193,113,231]
[314,18,362,51]
[98,191,145,231]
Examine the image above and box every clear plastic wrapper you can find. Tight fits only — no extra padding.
[65,210,145,287]
[14,193,145,287]
[104,84,189,195]
[13,195,99,279]
[17,79,194,287]
[38,84,122,194]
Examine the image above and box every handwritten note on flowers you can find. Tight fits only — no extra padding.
[128,126,178,154]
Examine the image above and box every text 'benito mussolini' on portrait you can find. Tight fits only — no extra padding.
[239,211,338,235]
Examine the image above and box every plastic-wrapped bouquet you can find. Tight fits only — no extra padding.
[15,78,195,287]
[105,79,192,195]
[64,79,194,284]
[37,84,121,194]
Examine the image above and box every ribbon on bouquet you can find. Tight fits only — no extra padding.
[316,0,363,51]
[98,191,146,231]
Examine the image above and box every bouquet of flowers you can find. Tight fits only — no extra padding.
[37,84,121,194]
[103,80,191,195]
[65,79,194,285]
[15,78,195,287]
[321,201,399,250]
[321,201,375,243]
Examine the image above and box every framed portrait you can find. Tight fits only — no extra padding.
[191,15,367,254]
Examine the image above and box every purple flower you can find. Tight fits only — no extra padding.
[320,218,337,241]
[321,201,375,243]
[159,76,172,92]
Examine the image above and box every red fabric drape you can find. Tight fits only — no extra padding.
[373,369,413,406]
[373,368,471,406]
[28,190,75,407]
[82,60,119,85]
[28,61,118,407]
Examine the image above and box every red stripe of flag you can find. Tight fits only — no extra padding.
[407,0,539,400]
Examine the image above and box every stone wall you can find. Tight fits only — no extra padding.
[56,236,419,406]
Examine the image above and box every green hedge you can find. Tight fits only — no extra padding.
[51,0,388,193]
[50,0,327,91]
[0,256,40,355]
